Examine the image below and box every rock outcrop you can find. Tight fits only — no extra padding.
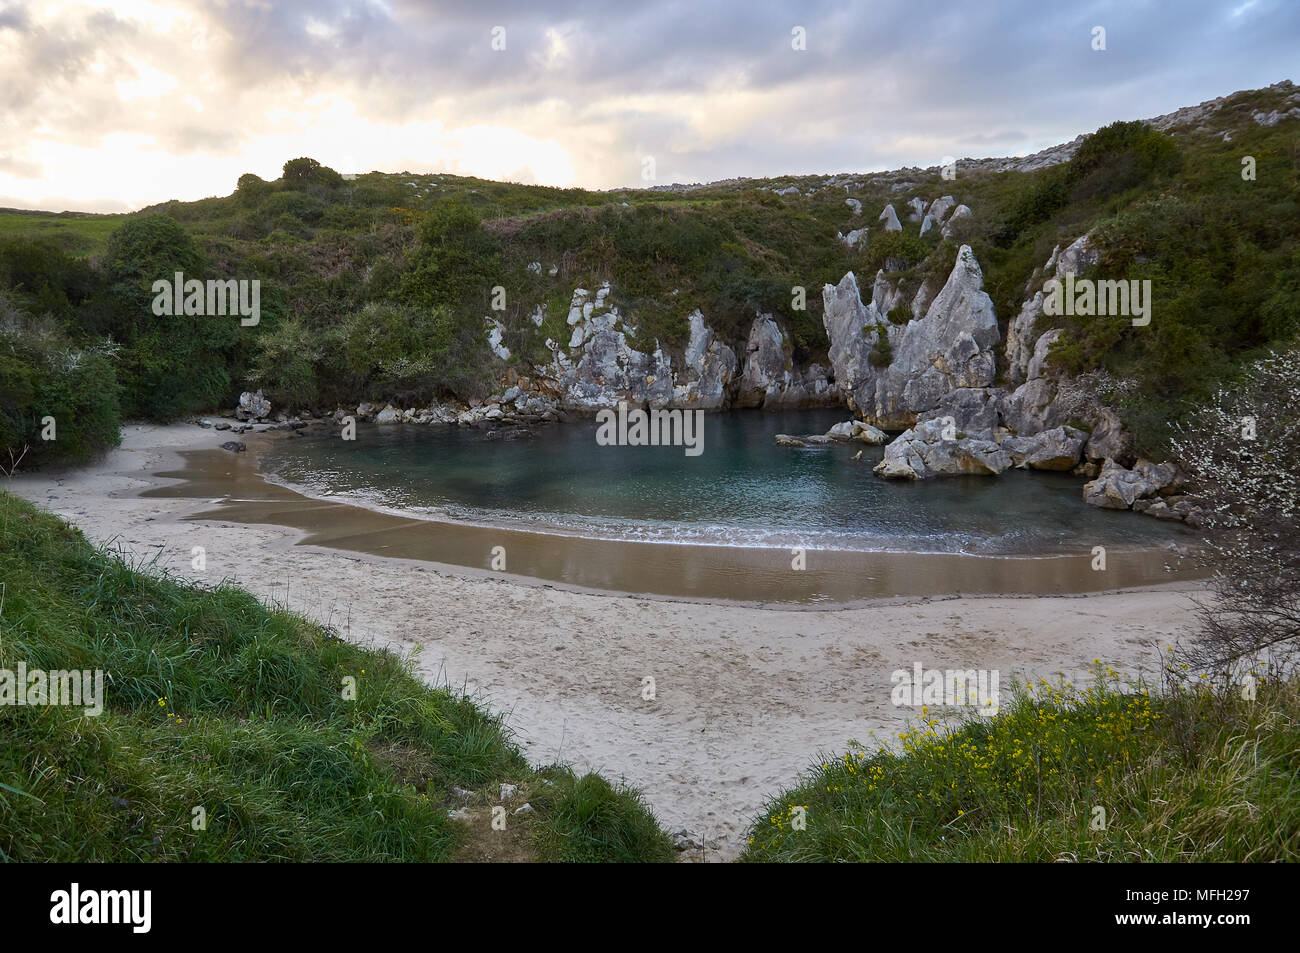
[237,389,271,421]
[878,204,902,232]
[735,315,834,408]
[822,244,1000,430]
[1081,458,1198,523]
[838,227,868,249]
[1001,426,1088,471]
[873,418,1012,480]
[940,204,972,238]
[927,195,955,224]
[671,310,738,409]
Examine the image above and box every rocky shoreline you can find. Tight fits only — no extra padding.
[218,197,1200,528]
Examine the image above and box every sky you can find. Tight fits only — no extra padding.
[0,0,1297,213]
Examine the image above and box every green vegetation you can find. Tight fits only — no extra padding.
[0,490,672,862]
[743,670,1299,862]
[2,84,1299,465]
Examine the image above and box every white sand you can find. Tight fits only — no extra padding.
[6,423,1205,860]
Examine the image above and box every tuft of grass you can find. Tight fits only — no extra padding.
[0,490,670,862]
[530,765,677,863]
[743,668,1300,862]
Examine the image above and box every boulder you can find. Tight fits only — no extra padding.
[237,389,271,421]
[845,197,862,215]
[375,404,401,424]
[1081,459,1159,510]
[878,204,902,232]
[220,441,246,453]
[1132,458,1182,495]
[1001,426,1087,471]
[906,197,926,221]
[825,420,888,444]
[1084,407,1129,463]
[874,418,1012,480]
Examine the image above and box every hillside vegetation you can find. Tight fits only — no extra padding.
[2,82,1298,465]
[743,671,1299,862]
[0,490,674,862]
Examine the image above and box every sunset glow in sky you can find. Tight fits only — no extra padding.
[1,0,1296,212]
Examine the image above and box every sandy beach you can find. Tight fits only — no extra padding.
[5,422,1208,860]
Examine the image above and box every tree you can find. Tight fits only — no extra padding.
[1170,345,1300,674]
[281,157,343,190]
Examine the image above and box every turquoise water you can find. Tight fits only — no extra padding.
[258,409,1193,555]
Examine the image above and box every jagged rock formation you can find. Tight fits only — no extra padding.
[735,315,834,409]
[822,244,1000,430]
[940,204,972,238]
[878,204,902,232]
[837,227,868,249]
[927,195,955,224]
[672,309,738,409]
[526,286,829,412]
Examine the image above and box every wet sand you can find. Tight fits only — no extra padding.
[144,444,1204,607]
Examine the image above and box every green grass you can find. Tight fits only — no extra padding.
[0,490,673,862]
[0,209,125,256]
[742,669,1300,862]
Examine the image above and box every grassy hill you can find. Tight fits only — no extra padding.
[2,81,1298,465]
[0,490,674,862]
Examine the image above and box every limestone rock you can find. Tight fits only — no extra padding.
[1084,407,1129,463]
[237,389,271,421]
[941,204,972,239]
[838,227,869,249]
[1002,426,1087,471]
[821,245,1000,430]
[1081,459,1159,509]
[878,204,902,232]
[927,195,955,224]
[874,418,1012,480]
[845,197,862,215]
[671,309,737,409]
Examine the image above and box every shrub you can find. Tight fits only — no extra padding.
[0,298,121,468]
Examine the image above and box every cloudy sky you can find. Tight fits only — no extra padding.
[1,0,1296,212]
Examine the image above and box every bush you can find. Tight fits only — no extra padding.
[0,299,121,468]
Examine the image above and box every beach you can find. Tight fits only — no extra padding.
[6,422,1208,860]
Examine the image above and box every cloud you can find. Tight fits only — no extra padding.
[0,0,1296,210]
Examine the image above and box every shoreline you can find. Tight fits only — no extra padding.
[5,421,1211,860]
[133,422,1204,609]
